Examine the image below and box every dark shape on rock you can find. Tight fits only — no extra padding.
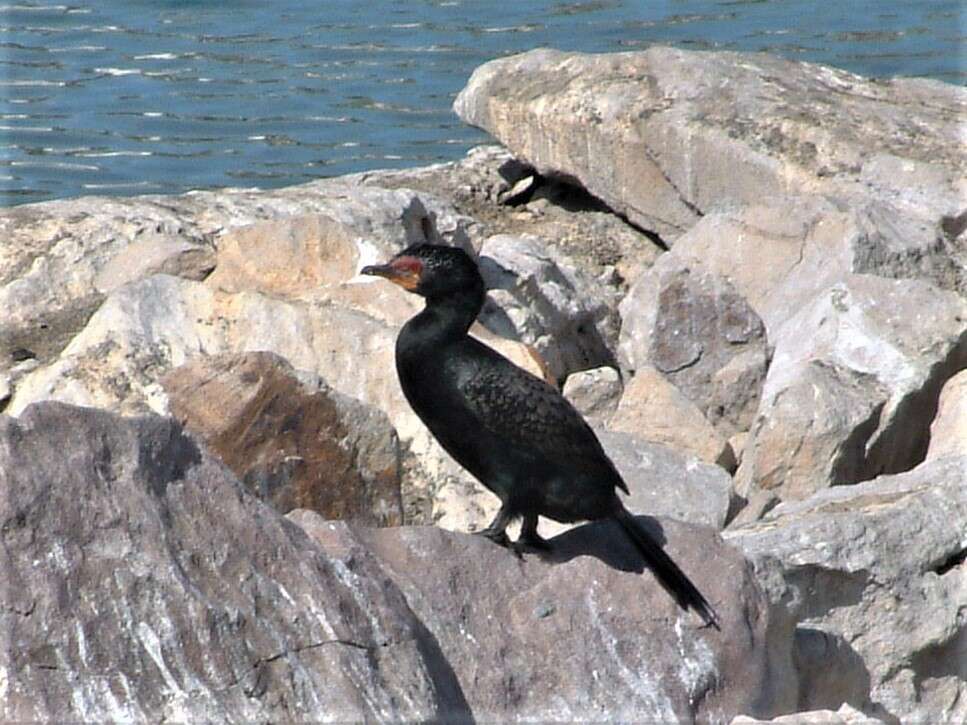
[363,243,718,628]
[162,351,403,526]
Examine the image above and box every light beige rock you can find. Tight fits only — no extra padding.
[727,456,967,723]
[736,275,967,502]
[562,365,622,419]
[206,214,359,297]
[670,195,965,336]
[610,365,734,469]
[732,702,884,724]
[455,47,965,241]
[926,368,967,461]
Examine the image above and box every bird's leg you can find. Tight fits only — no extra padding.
[515,513,552,552]
[477,503,514,550]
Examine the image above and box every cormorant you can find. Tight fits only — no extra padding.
[363,243,718,628]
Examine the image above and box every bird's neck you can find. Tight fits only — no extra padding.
[404,287,484,348]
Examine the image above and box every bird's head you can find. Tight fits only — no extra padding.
[361,243,483,301]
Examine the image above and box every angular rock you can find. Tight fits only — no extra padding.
[562,365,622,419]
[610,365,734,469]
[619,254,769,437]
[7,268,544,528]
[0,182,473,391]
[597,428,734,530]
[0,402,467,721]
[478,233,619,380]
[162,351,402,526]
[291,509,796,722]
[736,275,967,502]
[350,144,663,289]
[455,47,965,241]
[0,200,215,370]
[926,368,967,461]
[726,456,967,723]
[670,195,966,336]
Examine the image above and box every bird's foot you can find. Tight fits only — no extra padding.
[476,527,513,550]
[514,531,552,554]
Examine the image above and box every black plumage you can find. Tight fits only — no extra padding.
[363,243,718,628]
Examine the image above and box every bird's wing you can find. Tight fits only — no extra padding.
[452,338,626,490]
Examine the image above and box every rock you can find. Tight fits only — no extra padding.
[609,365,735,469]
[206,214,361,298]
[562,365,622,419]
[597,428,733,529]
[292,509,797,722]
[618,254,769,437]
[0,200,215,370]
[0,182,474,390]
[926,368,967,461]
[669,195,966,337]
[478,233,619,380]
[732,702,885,724]
[6,267,544,528]
[0,401,467,721]
[726,456,967,723]
[350,144,663,289]
[162,351,402,526]
[736,275,967,502]
[454,47,965,241]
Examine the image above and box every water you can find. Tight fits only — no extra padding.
[1,1,963,206]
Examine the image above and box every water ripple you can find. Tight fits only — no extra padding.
[1,0,962,205]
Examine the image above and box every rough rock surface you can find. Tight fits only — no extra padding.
[610,365,735,469]
[477,233,619,381]
[732,703,884,725]
[292,510,795,723]
[736,275,967,502]
[455,47,966,242]
[597,428,734,530]
[619,254,769,437]
[1,401,794,723]
[727,456,967,723]
[926,368,967,461]
[162,351,402,525]
[670,195,966,336]
[562,365,622,419]
[0,402,466,722]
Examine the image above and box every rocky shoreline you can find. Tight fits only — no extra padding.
[2,47,965,722]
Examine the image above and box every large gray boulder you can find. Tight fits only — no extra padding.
[454,47,966,242]
[293,509,795,722]
[0,402,465,721]
[1,401,795,722]
[726,456,967,723]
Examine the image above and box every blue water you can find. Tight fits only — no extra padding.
[1,1,963,205]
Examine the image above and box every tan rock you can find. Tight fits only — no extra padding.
[610,365,734,469]
[926,369,967,461]
[206,214,359,298]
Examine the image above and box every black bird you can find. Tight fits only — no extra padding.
[363,243,718,628]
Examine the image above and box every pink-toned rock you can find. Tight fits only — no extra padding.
[610,365,734,469]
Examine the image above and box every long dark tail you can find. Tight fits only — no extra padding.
[614,508,719,629]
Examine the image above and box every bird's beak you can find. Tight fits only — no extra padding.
[361,257,422,291]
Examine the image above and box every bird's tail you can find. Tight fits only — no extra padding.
[614,508,719,629]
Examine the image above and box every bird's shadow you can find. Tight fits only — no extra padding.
[529,514,668,575]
